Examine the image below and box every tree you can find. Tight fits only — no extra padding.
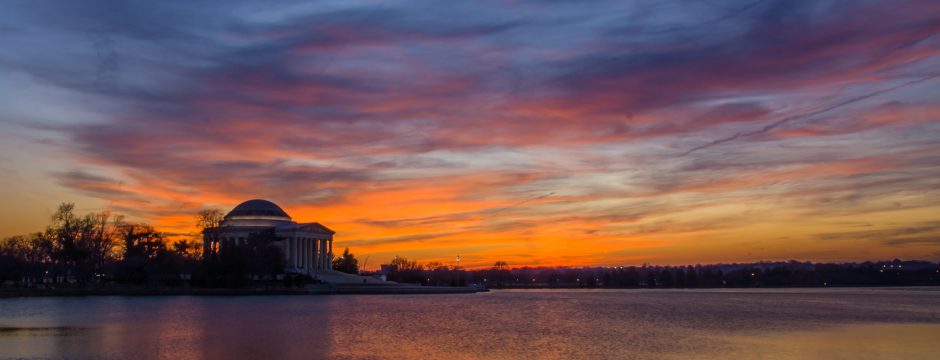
[658,268,675,287]
[488,261,511,287]
[117,223,167,284]
[646,269,657,288]
[46,203,88,283]
[387,256,424,283]
[0,235,31,286]
[196,209,224,230]
[119,224,166,260]
[245,229,285,282]
[212,241,251,287]
[171,239,201,259]
[685,266,699,287]
[390,256,421,271]
[87,211,122,275]
[332,248,359,274]
[192,209,222,259]
[39,203,120,284]
[205,229,284,287]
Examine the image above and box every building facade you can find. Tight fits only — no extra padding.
[203,199,334,276]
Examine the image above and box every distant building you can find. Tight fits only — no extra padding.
[380,264,397,275]
[203,199,334,276]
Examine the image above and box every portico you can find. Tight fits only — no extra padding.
[203,199,334,276]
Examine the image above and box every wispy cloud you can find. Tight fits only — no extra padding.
[1,0,939,266]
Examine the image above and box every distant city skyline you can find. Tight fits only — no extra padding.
[2,0,939,268]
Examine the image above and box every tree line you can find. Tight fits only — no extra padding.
[375,258,940,288]
[0,203,358,288]
[3,204,937,289]
[468,260,940,288]
[0,203,203,287]
[379,256,470,286]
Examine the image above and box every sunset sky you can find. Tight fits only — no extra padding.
[1,0,939,268]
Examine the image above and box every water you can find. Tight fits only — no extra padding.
[1,288,939,359]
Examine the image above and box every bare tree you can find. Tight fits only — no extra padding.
[196,209,224,231]
[391,256,421,271]
[172,238,201,259]
[88,211,122,274]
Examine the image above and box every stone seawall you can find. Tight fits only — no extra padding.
[330,284,488,295]
[0,285,487,298]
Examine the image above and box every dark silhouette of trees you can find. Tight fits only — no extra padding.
[120,223,166,260]
[210,241,250,287]
[113,222,204,286]
[384,256,426,283]
[378,256,469,286]
[196,209,224,230]
[0,235,34,286]
[449,260,940,289]
[246,230,285,283]
[171,239,201,258]
[685,266,699,287]
[646,269,657,288]
[116,223,179,285]
[204,229,284,287]
[390,256,420,271]
[487,261,512,287]
[4,202,940,291]
[420,261,467,286]
[32,203,122,285]
[0,203,279,289]
[332,248,359,274]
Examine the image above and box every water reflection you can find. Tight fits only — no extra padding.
[0,288,938,359]
[0,296,337,359]
[0,326,91,336]
[721,323,940,359]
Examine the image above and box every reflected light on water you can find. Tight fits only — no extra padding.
[1,288,939,359]
[721,323,940,359]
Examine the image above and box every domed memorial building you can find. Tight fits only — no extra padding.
[202,199,335,276]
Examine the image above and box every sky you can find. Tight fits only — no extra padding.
[1,0,939,269]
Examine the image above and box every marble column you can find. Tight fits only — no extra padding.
[316,239,321,270]
[316,239,322,270]
[312,239,318,270]
[322,239,328,270]
[317,239,323,270]
[285,238,292,270]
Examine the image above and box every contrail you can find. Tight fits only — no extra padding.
[488,192,556,214]
[680,72,940,156]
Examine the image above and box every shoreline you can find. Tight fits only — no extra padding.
[0,284,488,298]
[5,284,937,298]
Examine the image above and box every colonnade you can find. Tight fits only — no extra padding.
[203,233,334,275]
[283,236,333,273]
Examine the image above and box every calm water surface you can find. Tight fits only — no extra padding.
[1,288,939,359]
